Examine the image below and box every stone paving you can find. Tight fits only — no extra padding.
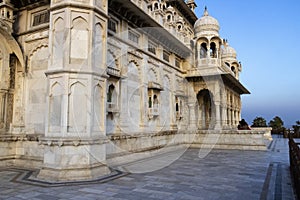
[0,137,296,200]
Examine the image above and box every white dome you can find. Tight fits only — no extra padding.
[194,7,220,36]
[222,42,237,58]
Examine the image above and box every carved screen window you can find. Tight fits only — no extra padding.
[128,29,140,44]
[163,50,170,62]
[32,10,50,27]
[175,57,181,68]
[148,42,157,55]
[108,18,117,33]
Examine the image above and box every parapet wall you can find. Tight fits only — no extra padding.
[0,130,267,169]
[106,129,267,166]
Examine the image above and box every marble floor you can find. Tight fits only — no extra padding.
[0,137,296,200]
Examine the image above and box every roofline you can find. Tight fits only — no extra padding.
[185,73,250,95]
[221,73,250,95]
[166,0,197,25]
[109,0,192,58]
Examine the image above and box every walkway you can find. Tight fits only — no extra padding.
[0,137,296,200]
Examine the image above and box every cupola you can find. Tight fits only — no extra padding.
[194,7,220,37]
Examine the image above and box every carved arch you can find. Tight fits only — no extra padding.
[148,68,158,82]
[71,16,89,30]
[53,17,64,31]
[28,43,49,60]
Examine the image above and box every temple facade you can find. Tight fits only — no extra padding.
[0,0,261,181]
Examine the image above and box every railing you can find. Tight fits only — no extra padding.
[107,102,119,113]
[148,107,159,118]
[107,66,121,77]
[288,134,300,199]
[176,111,182,120]
[198,58,221,66]
[148,81,162,90]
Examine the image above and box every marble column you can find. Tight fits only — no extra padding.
[37,1,110,181]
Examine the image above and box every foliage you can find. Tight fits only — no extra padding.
[293,120,300,134]
[268,116,285,134]
[251,116,267,127]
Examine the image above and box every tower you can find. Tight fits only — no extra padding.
[186,0,197,13]
[37,0,110,181]
[0,0,14,30]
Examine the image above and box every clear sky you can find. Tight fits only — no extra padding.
[194,0,300,127]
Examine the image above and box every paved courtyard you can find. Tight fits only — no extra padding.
[0,137,296,200]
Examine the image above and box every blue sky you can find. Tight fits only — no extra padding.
[194,0,300,127]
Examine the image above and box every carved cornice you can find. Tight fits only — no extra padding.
[39,136,109,147]
[0,134,41,142]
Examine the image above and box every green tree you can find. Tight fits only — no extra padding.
[251,116,267,127]
[293,120,300,135]
[268,116,285,134]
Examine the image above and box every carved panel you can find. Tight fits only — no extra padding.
[70,17,89,62]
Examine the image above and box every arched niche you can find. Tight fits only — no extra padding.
[52,17,64,68]
[48,82,63,133]
[70,17,89,63]
[25,45,49,134]
[93,23,104,69]
[107,50,117,68]
[92,83,104,134]
[127,61,140,131]
[68,81,87,134]
[160,75,171,128]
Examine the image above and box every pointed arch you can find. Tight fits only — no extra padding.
[49,81,63,132]
[70,17,89,61]
[94,22,104,68]
[68,81,87,133]
[147,68,157,83]
[197,89,215,129]
[53,17,64,31]
[0,22,24,67]
[107,50,118,68]
[72,16,89,30]
[92,83,104,133]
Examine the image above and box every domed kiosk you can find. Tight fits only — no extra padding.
[194,6,220,37]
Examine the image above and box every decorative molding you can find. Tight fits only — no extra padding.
[39,136,109,147]
[25,30,49,43]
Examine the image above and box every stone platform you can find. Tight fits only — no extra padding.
[0,136,296,200]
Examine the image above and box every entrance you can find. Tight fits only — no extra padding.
[197,89,214,129]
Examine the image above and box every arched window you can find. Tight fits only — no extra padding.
[153,95,158,105]
[200,43,207,58]
[107,84,115,103]
[177,25,182,31]
[175,97,179,112]
[210,42,217,58]
[148,96,152,108]
[167,15,171,22]
[154,3,159,10]
[231,66,235,72]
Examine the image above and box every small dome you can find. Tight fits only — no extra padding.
[222,41,237,58]
[194,7,220,36]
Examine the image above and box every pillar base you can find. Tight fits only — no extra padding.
[37,163,110,182]
[37,137,110,182]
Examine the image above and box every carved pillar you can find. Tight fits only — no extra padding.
[221,104,227,129]
[139,55,147,129]
[6,54,16,129]
[227,108,230,127]
[118,78,128,133]
[214,102,221,129]
[38,1,110,181]
[230,109,234,128]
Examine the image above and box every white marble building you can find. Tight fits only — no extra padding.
[0,0,267,181]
